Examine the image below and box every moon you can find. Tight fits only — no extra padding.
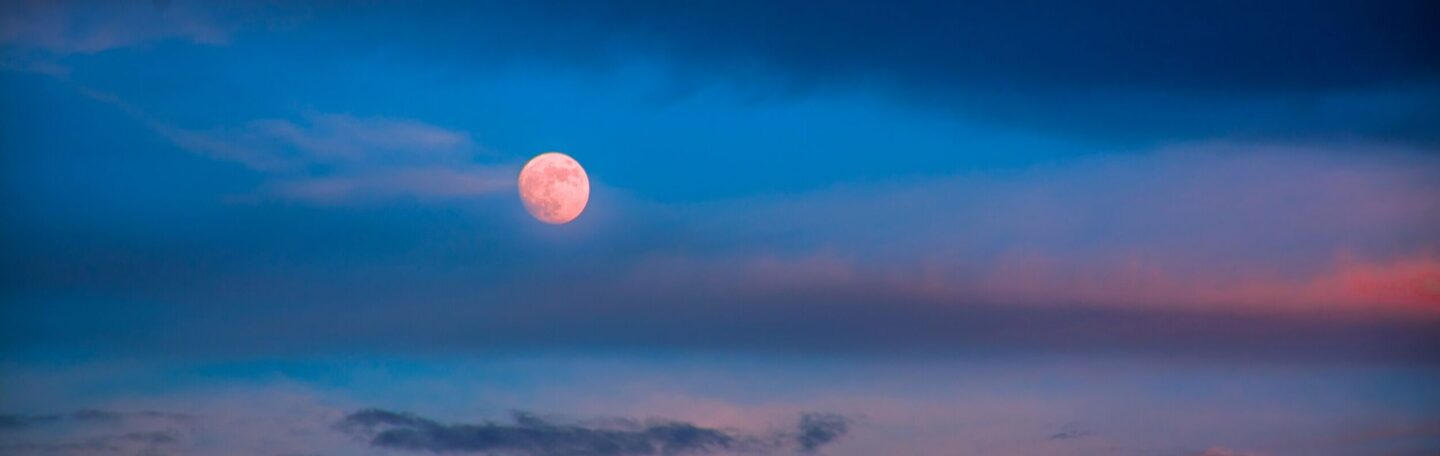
[518,152,590,224]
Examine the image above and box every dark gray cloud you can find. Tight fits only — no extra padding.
[1047,424,1092,441]
[0,410,188,455]
[327,0,1440,144]
[338,409,849,455]
[116,430,178,444]
[0,413,61,429]
[358,0,1436,92]
[71,409,126,423]
[11,0,1434,144]
[0,431,182,455]
[0,410,191,429]
[795,414,848,452]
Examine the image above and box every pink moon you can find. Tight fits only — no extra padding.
[518,152,590,224]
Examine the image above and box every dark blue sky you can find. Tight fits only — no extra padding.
[1,1,1438,455]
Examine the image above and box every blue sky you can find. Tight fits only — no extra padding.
[1,1,1438,455]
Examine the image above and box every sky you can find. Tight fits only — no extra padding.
[1,1,1438,455]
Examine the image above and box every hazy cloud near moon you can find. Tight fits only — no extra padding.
[151,109,515,204]
[60,79,518,205]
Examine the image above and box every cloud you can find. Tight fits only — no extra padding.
[54,82,507,206]
[155,112,477,172]
[150,111,513,204]
[0,413,61,429]
[795,413,849,452]
[263,166,513,204]
[1195,448,1268,456]
[331,0,1438,93]
[7,1,1436,145]
[1046,424,1092,441]
[278,0,1440,144]
[0,410,192,428]
[0,0,230,55]
[337,409,849,455]
[4,141,1438,360]
[672,143,1440,315]
[4,361,1434,456]
[0,409,193,456]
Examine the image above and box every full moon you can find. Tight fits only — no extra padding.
[518,152,590,224]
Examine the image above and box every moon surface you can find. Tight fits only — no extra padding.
[518,152,590,224]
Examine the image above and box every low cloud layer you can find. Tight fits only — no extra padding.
[338,409,849,455]
[1,371,1432,456]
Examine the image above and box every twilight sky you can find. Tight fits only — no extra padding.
[1,1,1438,455]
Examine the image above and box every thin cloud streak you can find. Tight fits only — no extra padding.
[151,111,515,203]
[264,166,514,204]
[40,82,512,205]
[97,91,515,203]
[155,112,478,172]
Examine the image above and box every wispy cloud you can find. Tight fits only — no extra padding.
[263,166,513,204]
[158,112,475,171]
[157,113,476,172]
[152,111,512,204]
[0,3,509,206]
